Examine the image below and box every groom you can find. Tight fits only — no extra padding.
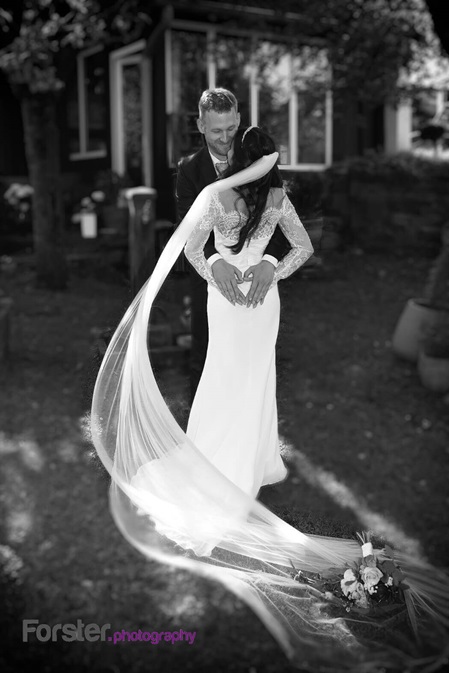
[176,88,290,399]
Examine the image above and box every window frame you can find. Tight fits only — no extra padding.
[167,20,332,171]
[69,45,108,162]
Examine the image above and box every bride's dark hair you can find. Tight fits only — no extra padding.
[221,126,283,254]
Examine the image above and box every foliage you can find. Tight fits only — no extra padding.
[326,150,449,181]
[202,0,449,104]
[3,182,33,224]
[0,1,104,94]
[0,0,447,103]
[0,0,152,95]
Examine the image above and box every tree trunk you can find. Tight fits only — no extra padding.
[21,95,68,290]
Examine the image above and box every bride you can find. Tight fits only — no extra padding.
[184,125,313,498]
[91,134,449,672]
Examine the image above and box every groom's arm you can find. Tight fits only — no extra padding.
[176,159,217,260]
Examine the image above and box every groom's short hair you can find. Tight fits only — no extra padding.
[198,88,238,119]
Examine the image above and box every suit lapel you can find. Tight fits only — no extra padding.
[197,147,217,190]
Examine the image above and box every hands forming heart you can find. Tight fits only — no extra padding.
[211,259,275,307]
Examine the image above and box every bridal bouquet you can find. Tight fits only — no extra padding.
[291,533,413,620]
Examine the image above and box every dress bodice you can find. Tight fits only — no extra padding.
[184,187,314,290]
[213,195,284,270]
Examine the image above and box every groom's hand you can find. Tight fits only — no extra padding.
[243,260,275,307]
[211,259,246,305]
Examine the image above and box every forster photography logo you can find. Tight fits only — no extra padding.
[22,620,197,645]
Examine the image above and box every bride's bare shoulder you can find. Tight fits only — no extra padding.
[217,188,240,207]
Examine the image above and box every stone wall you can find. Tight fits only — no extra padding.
[322,155,449,255]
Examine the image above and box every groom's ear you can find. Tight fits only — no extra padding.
[197,117,205,135]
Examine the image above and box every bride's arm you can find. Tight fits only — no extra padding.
[184,192,220,289]
[183,153,282,289]
[271,194,314,285]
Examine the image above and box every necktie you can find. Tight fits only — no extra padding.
[215,161,228,175]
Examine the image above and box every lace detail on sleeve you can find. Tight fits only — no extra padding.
[184,191,221,289]
[271,194,314,286]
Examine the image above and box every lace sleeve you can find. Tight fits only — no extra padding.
[184,191,221,289]
[272,194,314,285]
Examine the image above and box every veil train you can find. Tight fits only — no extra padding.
[91,154,449,672]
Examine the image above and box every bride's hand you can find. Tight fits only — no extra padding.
[243,260,275,307]
[211,259,246,305]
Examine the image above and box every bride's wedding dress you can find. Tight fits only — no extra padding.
[91,154,449,672]
[185,188,312,497]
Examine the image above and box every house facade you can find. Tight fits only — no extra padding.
[0,2,441,225]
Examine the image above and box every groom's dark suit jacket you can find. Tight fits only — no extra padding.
[175,145,290,398]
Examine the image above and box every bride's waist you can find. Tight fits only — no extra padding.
[215,238,270,267]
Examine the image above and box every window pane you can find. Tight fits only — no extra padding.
[256,43,290,164]
[85,52,107,153]
[171,30,208,162]
[297,91,326,164]
[66,81,80,154]
[293,47,329,164]
[123,63,143,184]
[215,35,251,126]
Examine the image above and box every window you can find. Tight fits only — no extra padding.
[169,30,208,160]
[167,25,332,169]
[411,89,449,158]
[67,47,108,160]
[257,45,292,164]
[215,35,251,127]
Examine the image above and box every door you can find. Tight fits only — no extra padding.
[110,41,152,186]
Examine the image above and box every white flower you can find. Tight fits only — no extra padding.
[91,190,106,202]
[341,568,358,597]
[361,565,383,593]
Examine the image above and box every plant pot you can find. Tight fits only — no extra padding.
[392,298,446,362]
[80,212,97,238]
[417,350,449,392]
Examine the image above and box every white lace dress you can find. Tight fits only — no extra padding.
[184,187,313,498]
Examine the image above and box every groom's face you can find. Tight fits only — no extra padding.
[197,108,240,161]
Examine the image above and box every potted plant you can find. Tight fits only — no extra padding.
[93,170,132,234]
[418,318,449,392]
[72,192,102,238]
[392,221,449,361]
[3,182,34,223]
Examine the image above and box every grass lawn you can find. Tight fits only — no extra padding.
[0,247,448,673]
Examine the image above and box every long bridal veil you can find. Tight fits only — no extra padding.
[91,153,449,672]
